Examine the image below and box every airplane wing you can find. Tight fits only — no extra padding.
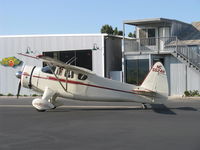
[18,53,95,75]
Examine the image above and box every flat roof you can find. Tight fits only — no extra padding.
[123,18,187,26]
[0,33,108,38]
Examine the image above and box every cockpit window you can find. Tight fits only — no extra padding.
[41,66,56,74]
[56,67,64,76]
[78,73,87,80]
[65,70,74,78]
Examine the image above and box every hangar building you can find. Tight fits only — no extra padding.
[0,34,122,95]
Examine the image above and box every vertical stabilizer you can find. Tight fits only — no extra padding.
[140,62,168,100]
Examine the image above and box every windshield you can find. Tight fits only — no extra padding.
[41,66,56,74]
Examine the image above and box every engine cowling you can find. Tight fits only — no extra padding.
[21,66,36,89]
[32,98,55,111]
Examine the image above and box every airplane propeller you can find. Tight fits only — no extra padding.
[16,71,22,98]
[17,80,21,98]
[16,64,25,99]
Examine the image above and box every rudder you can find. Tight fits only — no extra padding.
[140,62,169,101]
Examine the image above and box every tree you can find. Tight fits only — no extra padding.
[118,30,123,36]
[114,27,123,36]
[113,27,118,35]
[100,24,123,36]
[100,24,114,34]
[128,32,133,37]
[128,32,136,38]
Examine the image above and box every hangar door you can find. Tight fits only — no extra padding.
[43,50,92,70]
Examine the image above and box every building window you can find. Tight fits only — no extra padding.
[148,29,156,38]
[148,29,156,45]
[125,59,149,85]
[43,50,92,71]
[139,28,156,46]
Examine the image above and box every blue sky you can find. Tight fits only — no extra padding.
[0,0,200,35]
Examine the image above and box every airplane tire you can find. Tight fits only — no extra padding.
[36,109,46,112]
[142,103,147,109]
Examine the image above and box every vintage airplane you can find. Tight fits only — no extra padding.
[15,53,169,112]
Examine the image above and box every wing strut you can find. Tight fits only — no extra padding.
[46,62,69,93]
[66,56,77,65]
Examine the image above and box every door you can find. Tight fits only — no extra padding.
[159,27,170,50]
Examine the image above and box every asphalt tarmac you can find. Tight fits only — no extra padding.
[0,97,200,150]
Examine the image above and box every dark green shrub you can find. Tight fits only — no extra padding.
[192,90,199,96]
[184,91,190,97]
[7,93,14,96]
[184,90,200,97]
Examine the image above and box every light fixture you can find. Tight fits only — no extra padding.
[92,43,99,50]
[25,47,33,54]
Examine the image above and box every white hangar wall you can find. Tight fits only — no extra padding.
[169,56,200,96]
[0,34,107,95]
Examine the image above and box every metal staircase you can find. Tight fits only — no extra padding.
[165,38,200,72]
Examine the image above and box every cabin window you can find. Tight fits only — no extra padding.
[78,73,87,80]
[65,71,74,78]
[56,67,64,76]
[41,66,56,74]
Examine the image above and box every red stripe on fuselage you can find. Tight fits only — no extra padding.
[23,74,146,95]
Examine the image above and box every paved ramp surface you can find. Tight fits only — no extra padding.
[0,98,200,150]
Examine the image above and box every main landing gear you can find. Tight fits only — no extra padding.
[36,106,56,112]
[142,103,148,109]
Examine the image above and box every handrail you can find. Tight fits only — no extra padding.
[174,39,200,70]
[124,36,200,71]
[124,36,177,52]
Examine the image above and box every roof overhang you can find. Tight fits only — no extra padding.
[123,18,175,26]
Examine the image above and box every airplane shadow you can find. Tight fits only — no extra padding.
[150,104,177,115]
[150,104,198,115]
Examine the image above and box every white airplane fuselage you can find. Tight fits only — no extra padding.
[21,66,154,104]
[17,59,168,111]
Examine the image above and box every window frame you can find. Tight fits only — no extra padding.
[78,73,88,80]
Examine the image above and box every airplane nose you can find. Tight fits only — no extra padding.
[16,71,22,79]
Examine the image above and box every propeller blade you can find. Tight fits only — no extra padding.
[17,80,21,99]
[16,63,25,99]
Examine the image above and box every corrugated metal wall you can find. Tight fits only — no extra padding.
[169,56,187,95]
[105,37,122,78]
[0,34,104,95]
[187,66,200,91]
[124,54,200,96]
[169,55,200,96]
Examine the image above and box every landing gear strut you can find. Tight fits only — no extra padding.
[142,103,148,109]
